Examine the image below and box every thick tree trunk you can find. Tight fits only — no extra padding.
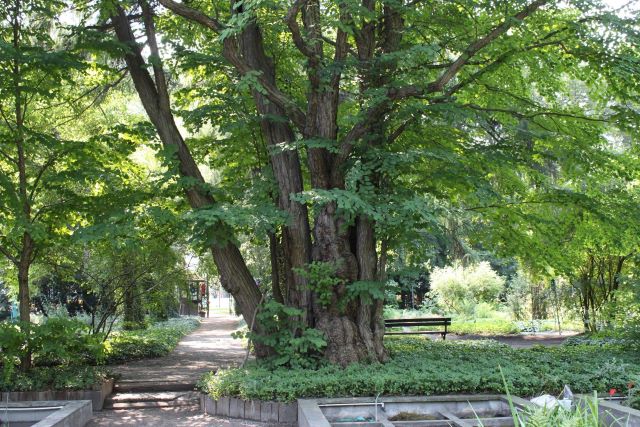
[236,18,312,318]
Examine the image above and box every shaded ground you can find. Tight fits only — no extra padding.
[109,314,246,383]
[88,407,277,427]
[447,330,580,348]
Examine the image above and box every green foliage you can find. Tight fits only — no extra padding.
[629,387,640,410]
[430,262,505,315]
[0,365,111,393]
[294,262,343,308]
[0,319,105,383]
[199,337,640,403]
[235,301,326,369]
[505,272,532,321]
[449,318,521,335]
[346,281,386,306]
[104,317,200,364]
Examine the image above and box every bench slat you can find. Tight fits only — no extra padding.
[383,317,451,339]
[384,331,446,335]
[385,320,451,325]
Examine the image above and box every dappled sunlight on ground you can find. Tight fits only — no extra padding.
[107,315,246,383]
[88,407,272,426]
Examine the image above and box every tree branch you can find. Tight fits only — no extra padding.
[0,241,18,265]
[0,146,17,164]
[140,0,170,110]
[28,150,66,202]
[286,0,314,58]
[157,0,307,130]
[335,0,552,164]
[426,0,550,93]
[463,103,609,123]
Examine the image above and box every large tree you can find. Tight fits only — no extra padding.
[90,0,639,364]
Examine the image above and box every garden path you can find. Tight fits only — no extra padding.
[88,313,278,427]
[109,313,246,384]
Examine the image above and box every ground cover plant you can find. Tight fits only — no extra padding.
[0,316,199,391]
[199,337,640,403]
[0,366,112,393]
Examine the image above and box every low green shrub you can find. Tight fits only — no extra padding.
[199,337,640,402]
[0,318,106,382]
[232,301,326,369]
[104,316,200,364]
[0,365,111,392]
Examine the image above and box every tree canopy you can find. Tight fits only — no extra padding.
[1,0,639,366]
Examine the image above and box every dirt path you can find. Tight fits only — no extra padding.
[110,314,247,383]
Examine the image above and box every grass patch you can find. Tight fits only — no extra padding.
[199,337,640,402]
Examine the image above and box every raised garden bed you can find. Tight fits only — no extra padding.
[295,394,640,427]
[298,395,533,427]
[0,400,92,427]
[0,379,114,411]
[201,394,297,425]
[586,396,640,427]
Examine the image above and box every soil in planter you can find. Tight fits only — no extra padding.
[459,410,509,419]
[331,416,376,423]
[389,412,441,421]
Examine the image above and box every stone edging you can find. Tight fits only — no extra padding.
[0,378,114,411]
[201,394,297,425]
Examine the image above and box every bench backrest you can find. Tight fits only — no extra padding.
[384,317,451,327]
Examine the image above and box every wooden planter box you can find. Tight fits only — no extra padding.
[0,378,114,411]
[201,394,297,425]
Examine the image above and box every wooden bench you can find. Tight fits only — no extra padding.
[384,317,452,340]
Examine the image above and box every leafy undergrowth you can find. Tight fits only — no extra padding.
[0,317,200,392]
[104,317,200,364]
[199,337,640,403]
[0,365,111,392]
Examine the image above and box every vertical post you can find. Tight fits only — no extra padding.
[206,276,210,318]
